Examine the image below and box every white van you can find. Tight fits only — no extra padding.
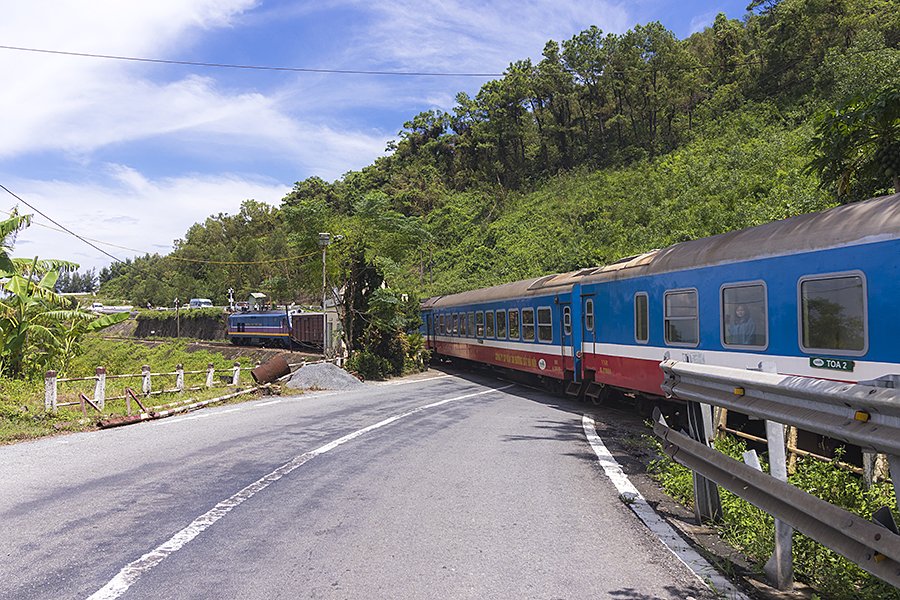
[189,298,213,309]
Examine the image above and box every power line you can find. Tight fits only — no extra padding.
[0,44,503,78]
[0,203,323,266]
[0,183,126,265]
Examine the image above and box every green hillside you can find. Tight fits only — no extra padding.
[98,0,900,356]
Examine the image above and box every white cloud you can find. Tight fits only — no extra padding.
[4,168,291,271]
[688,11,717,35]
[349,0,630,72]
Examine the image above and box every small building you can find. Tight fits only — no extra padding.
[248,292,267,311]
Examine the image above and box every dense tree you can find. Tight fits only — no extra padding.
[807,86,900,201]
[55,268,97,293]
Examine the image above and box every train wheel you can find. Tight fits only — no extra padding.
[590,384,609,405]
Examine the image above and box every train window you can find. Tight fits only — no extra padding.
[537,307,553,342]
[799,273,867,354]
[508,309,520,340]
[460,312,467,337]
[468,312,475,337]
[476,311,484,337]
[496,310,507,339]
[439,314,445,335]
[452,313,459,336]
[664,289,698,346]
[721,283,767,348]
[635,293,649,343]
[585,299,594,332]
[522,308,535,341]
[486,311,495,338]
[563,306,572,336]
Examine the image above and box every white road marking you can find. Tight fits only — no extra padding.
[581,415,749,600]
[375,373,452,386]
[87,383,514,600]
[253,400,282,407]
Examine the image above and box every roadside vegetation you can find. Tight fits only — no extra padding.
[648,434,899,600]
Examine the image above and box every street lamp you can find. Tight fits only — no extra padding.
[318,233,343,356]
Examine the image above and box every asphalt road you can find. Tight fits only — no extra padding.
[0,370,715,599]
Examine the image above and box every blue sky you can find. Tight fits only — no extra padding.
[0,0,750,274]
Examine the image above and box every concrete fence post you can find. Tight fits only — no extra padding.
[44,370,58,412]
[142,365,152,395]
[94,367,106,410]
[206,363,215,388]
[175,364,184,392]
[232,362,240,386]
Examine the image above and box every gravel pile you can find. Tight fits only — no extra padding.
[286,362,364,390]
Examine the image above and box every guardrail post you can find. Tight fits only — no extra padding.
[764,421,794,590]
[44,370,58,412]
[206,363,215,388]
[686,400,722,523]
[232,362,240,386]
[94,367,106,410]
[175,364,184,392]
[142,365,151,395]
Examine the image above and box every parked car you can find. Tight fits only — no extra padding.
[189,298,213,309]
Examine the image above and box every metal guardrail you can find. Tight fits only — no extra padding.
[657,359,900,589]
[659,360,900,456]
[652,409,900,588]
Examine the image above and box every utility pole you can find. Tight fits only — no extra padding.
[318,233,343,357]
[174,297,180,338]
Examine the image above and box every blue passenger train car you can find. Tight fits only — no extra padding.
[422,193,900,398]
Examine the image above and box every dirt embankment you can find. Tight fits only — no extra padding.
[122,315,227,340]
[101,315,320,363]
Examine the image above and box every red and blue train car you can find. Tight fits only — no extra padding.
[421,193,900,397]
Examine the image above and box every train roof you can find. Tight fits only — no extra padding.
[229,310,324,317]
[422,193,900,309]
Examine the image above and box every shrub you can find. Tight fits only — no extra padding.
[346,351,393,381]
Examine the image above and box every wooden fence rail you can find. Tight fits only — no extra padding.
[44,361,249,412]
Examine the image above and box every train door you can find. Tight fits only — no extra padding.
[582,294,595,350]
[425,312,434,350]
[568,284,585,382]
[560,301,573,372]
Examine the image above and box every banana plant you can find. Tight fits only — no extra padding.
[0,215,128,378]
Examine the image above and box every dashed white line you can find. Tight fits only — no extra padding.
[87,383,514,600]
[375,373,452,386]
[581,415,749,600]
[253,400,282,407]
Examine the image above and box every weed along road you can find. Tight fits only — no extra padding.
[1,371,721,599]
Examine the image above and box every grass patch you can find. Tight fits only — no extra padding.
[648,434,899,600]
[0,337,263,444]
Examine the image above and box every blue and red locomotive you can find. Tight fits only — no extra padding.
[421,193,900,398]
[227,310,325,349]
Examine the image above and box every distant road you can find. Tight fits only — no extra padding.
[0,370,716,599]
